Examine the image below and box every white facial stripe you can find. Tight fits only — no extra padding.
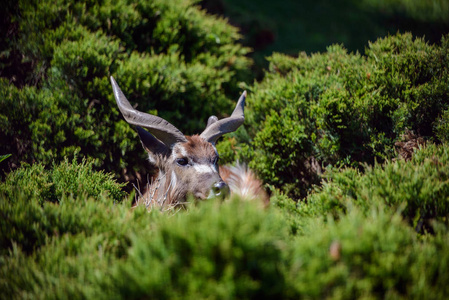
[172,144,219,174]
[170,144,188,161]
[193,164,216,174]
[178,145,188,158]
[170,170,177,189]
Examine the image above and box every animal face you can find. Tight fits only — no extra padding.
[110,76,244,204]
[166,136,226,200]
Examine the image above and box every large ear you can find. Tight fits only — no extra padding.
[136,126,169,157]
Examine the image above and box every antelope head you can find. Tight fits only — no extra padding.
[110,76,246,205]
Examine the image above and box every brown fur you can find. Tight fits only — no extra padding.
[394,129,425,161]
[182,135,217,164]
[220,164,269,205]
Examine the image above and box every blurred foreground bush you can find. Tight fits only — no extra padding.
[1,146,449,298]
[0,0,251,182]
[236,33,449,198]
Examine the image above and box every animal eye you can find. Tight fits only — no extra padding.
[176,158,189,166]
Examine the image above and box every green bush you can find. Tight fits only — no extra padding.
[1,157,126,206]
[241,33,449,198]
[1,158,448,299]
[303,143,449,233]
[1,189,291,298]
[286,205,449,299]
[0,158,127,255]
[0,0,251,181]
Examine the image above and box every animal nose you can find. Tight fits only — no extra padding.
[212,181,230,198]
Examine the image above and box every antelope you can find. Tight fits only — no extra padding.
[110,77,267,209]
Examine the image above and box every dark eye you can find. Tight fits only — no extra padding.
[176,158,189,166]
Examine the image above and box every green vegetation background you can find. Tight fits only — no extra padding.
[203,0,449,73]
[1,0,449,298]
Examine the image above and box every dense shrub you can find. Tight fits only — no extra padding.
[0,158,127,254]
[301,143,449,233]
[0,157,126,206]
[1,182,290,299]
[0,0,251,182]
[240,33,449,198]
[1,154,449,299]
[286,206,449,299]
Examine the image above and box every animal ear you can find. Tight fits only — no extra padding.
[136,126,169,155]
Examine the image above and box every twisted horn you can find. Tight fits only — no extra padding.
[110,76,187,146]
[200,91,246,144]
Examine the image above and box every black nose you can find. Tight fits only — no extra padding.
[212,181,230,197]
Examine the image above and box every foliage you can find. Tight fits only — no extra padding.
[203,0,449,73]
[286,205,449,299]
[241,33,449,198]
[0,157,126,206]
[0,158,127,256]
[435,107,449,143]
[0,154,11,165]
[360,0,449,23]
[0,0,251,182]
[1,2,449,297]
[1,152,449,299]
[303,143,449,233]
